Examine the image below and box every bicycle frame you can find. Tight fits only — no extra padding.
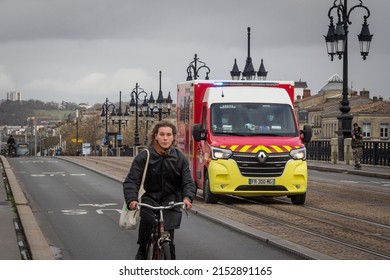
[136,202,186,260]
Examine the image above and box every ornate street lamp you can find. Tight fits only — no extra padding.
[109,91,129,148]
[242,27,256,80]
[230,27,268,81]
[129,83,148,146]
[154,71,173,121]
[100,97,116,146]
[142,71,173,123]
[75,109,80,156]
[186,54,210,81]
[324,0,373,161]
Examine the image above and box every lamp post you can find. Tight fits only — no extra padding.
[186,54,211,81]
[115,92,123,147]
[129,83,148,147]
[75,109,79,156]
[100,97,116,147]
[230,27,268,81]
[324,0,373,161]
[242,27,256,80]
[155,71,173,121]
[110,91,129,149]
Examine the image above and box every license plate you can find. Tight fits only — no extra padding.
[248,179,275,185]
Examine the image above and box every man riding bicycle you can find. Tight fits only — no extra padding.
[123,121,196,260]
[7,135,16,156]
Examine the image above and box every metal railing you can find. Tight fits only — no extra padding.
[306,140,331,162]
[306,139,390,167]
[362,141,390,166]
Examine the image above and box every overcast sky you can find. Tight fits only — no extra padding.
[0,0,388,105]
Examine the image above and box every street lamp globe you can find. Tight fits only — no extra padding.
[325,20,336,61]
[358,20,373,60]
[230,58,241,80]
[333,20,347,59]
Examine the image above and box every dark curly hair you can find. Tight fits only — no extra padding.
[148,120,177,147]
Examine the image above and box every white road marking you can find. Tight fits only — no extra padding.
[79,203,117,208]
[61,204,121,216]
[61,209,88,215]
[30,173,86,177]
[96,209,122,214]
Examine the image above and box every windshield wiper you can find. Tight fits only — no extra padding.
[247,133,283,136]
[214,131,250,136]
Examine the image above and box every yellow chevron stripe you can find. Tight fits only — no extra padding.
[230,145,239,151]
[255,145,272,153]
[271,145,284,153]
[239,145,251,152]
[221,144,300,153]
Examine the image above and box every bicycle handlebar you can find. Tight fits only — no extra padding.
[136,202,185,211]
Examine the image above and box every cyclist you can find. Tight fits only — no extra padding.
[123,120,196,260]
[7,135,16,156]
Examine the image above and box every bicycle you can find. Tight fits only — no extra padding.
[7,143,16,157]
[136,201,187,260]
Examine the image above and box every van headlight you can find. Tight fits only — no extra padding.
[211,147,232,160]
[290,147,306,160]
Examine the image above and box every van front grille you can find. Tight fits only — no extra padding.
[231,152,290,177]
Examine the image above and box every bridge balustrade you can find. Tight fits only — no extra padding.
[306,139,390,167]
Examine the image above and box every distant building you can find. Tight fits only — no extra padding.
[7,91,21,101]
[294,79,309,101]
[295,74,390,141]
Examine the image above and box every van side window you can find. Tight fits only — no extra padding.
[201,105,207,130]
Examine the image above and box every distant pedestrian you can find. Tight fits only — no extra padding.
[351,123,364,169]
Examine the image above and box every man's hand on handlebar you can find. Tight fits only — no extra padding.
[130,199,192,210]
[129,200,138,210]
[183,197,192,209]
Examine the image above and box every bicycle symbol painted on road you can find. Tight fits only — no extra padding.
[61,203,121,215]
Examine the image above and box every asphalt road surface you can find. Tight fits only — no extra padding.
[8,157,302,260]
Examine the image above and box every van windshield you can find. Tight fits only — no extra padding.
[211,103,298,136]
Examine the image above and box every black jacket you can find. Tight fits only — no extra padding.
[123,146,196,207]
[7,137,15,145]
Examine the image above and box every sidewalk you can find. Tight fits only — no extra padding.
[0,162,21,260]
[1,157,389,260]
[308,160,390,179]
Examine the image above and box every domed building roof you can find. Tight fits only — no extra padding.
[318,74,351,94]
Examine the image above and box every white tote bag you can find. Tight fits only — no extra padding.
[119,149,149,230]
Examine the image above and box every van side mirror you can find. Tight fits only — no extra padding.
[300,125,312,144]
[193,124,206,141]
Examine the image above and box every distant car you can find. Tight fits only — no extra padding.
[15,143,30,157]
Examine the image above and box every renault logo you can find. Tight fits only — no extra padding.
[257,151,267,163]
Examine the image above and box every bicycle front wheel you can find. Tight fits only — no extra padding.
[159,242,171,260]
[146,240,155,260]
